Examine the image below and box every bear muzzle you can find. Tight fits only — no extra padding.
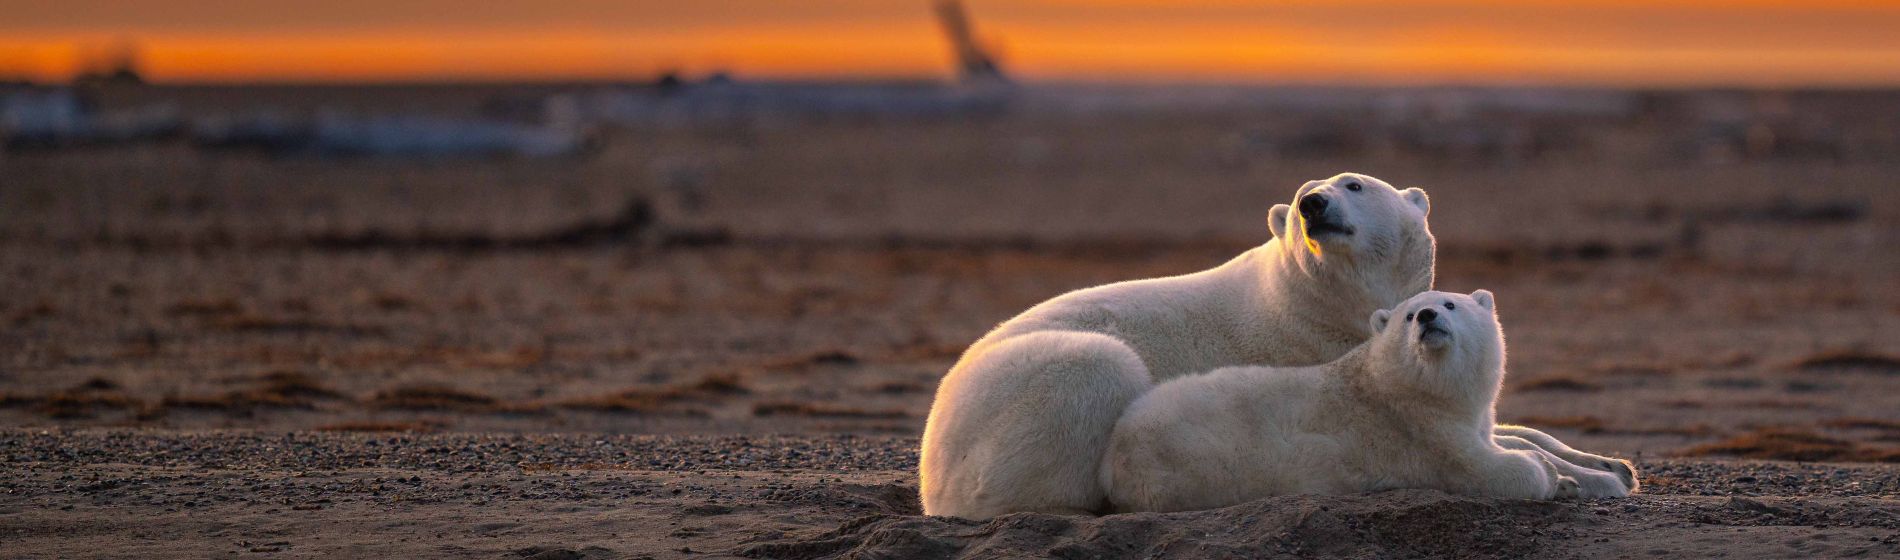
[1416,309,1452,348]
[1299,194,1355,238]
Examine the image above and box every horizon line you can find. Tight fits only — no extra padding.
[16,75,1900,92]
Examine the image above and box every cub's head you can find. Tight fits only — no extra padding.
[1366,289,1506,402]
[1269,173,1435,304]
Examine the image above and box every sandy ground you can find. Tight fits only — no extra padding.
[5,93,1900,558]
[3,430,1898,559]
[6,155,1898,452]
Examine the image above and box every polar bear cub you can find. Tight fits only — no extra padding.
[1101,290,1619,513]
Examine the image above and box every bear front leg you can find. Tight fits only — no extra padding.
[1496,436,1630,498]
[1465,448,1576,500]
[1494,425,1639,493]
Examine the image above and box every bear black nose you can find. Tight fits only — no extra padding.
[1415,308,1438,324]
[1298,194,1330,220]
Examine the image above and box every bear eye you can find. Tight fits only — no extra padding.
[1345,182,1362,192]
[1403,312,1414,322]
[1445,302,1456,310]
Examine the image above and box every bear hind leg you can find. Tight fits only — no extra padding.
[920,331,1152,519]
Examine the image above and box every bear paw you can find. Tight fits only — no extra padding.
[1554,476,1581,500]
[1601,458,1639,493]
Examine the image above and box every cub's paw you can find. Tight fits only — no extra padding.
[1553,476,1581,500]
[1577,472,1632,499]
[1598,458,1639,493]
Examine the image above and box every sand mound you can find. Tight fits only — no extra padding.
[742,489,1572,559]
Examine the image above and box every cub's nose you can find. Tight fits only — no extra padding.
[1415,308,1438,324]
[1298,193,1330,220]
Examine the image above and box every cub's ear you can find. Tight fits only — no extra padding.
[1369,308,1393,333]
[1472,289,1494,310]
[1269,203,1292,239]
[1403,187,1430,216]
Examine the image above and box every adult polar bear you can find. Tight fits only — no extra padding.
[1101,290,1631,513]
[921,173,1436,519]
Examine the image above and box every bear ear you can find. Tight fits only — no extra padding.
[1369,308,1393,333]
[1268,204,1291,239]
[1472,289,1494,310]
[1403,188,1430,216]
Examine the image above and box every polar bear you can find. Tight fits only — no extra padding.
[920,173,1437,519]
[1099,290,1633,513]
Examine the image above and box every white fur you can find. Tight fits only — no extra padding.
[1495,426,1639,496]
[1101,290,1590,513]
[919,173,1436,519]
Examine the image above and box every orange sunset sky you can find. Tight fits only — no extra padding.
[3,0,1899,86]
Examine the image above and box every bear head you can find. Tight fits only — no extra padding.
[1365,289,1505,405]
[1269,173,1435,308]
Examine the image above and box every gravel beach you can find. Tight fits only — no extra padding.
[3,429,1898,559]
